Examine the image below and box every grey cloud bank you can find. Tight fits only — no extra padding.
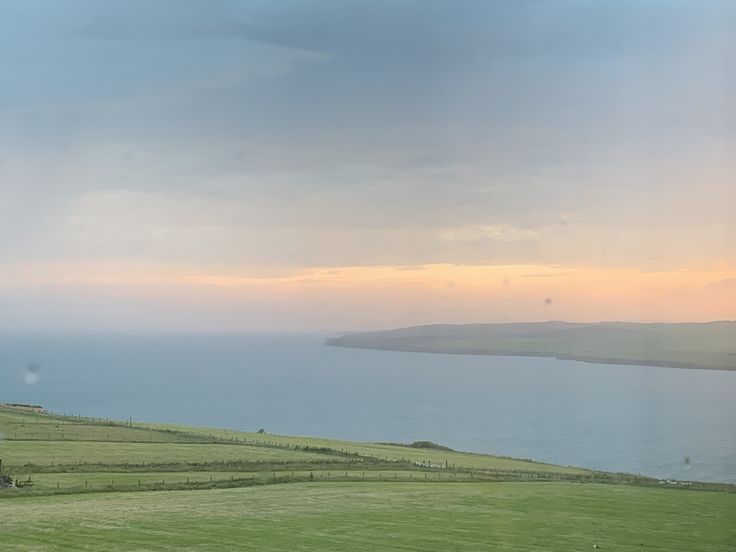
[1,0,734,270]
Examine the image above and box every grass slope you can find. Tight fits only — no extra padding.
[1,441,343,469]
[138,422,588,474]
[2,482,735,551]
[326,321,736,370]
[1,407,587,476]
[2,406,734,551]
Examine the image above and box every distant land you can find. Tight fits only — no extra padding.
[325,321,736,371]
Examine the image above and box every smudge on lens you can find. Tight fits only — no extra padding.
[23,363,41,385]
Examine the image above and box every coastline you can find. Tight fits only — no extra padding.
[324,339,736,372]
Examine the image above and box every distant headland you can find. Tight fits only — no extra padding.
[325,321,736,371]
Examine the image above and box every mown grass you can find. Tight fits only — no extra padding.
[11,469,465,492]
[3,407,731,492]
[140,422,587,474]
[0,440,347,470]
[11,470,255,490]
[1,406,734,550]
[2,482,734,551]
[0,408,215,443]
[1,406,588,475]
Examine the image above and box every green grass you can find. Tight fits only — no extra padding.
[11,470,253,490]
[2,406,734,550]
[327,321,736,370]
[2,482,734,551]
[140,422,588,475]
[0,440,346,470]
[0,408,214,443]
[17,469,464,491]
[0,421,203,443]
[1,407,588,476]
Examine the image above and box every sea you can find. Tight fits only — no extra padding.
[1,331,734,483]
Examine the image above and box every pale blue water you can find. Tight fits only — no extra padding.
[1,332,734,483]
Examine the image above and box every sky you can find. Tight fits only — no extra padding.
[1,0,734,331]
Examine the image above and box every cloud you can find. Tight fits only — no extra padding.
[0,0,734,331]
[1,263,733,331]
[439,224,539,243]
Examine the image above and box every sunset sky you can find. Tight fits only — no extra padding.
[1,1,734,331]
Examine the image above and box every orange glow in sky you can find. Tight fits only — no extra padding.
[2,261,733,330]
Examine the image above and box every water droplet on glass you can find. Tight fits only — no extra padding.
[23,363,41,385]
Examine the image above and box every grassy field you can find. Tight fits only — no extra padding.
[139,422,589,474]
[21,469,476,492]
[1,407,588,476]
[1,405,734,551]
[0,441,347,470]
[326,321,736,370]
[2,482,735,551]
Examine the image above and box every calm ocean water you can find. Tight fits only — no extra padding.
[1,332,734,483]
